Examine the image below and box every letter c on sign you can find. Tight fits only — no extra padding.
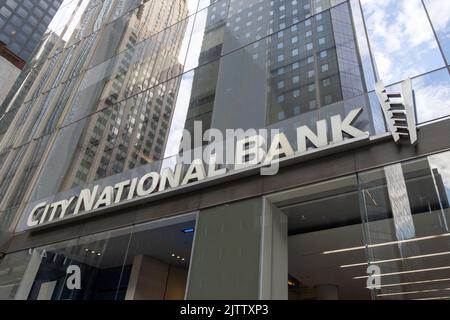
[27,202,47,227]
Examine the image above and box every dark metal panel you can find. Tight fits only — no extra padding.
[199,175,263,209]
[77,207,137,237]
[7,223,82,252]
[133,192,201,225]
[261,149,357,194]
[186,198,263,300]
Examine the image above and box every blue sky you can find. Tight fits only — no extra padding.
[360,0,447,84]
[360,0,450,124]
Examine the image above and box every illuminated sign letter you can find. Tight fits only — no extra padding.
[114,180,130,203]
[127,178,139,200]
[331,108,368,143]
[94,186,114,209]
[207,153,227,178]
[264,133,295,163]
[182,159,207,185]
[137,173,160,197]
[27,202,47,227]
[159,165,183,192]
[74,185,99,215]
[235,135,266,170]
[297,119,328,152]
[48,197,76,222]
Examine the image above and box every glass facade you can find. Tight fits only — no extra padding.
[0,214,195,300]
[0,0,64,61]
[283,150,450,300]
[0,0,449,301]
[0,0,448,235]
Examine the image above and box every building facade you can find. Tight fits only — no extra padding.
[0,0,64,62]
[0,0,65,125]
[0,0,449,300]
[0,42,21,106]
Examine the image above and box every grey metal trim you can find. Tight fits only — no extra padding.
[258,197,269,300]
[184,211,200,300]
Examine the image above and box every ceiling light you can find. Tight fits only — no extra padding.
[415,296,450,301]
[323,232,450,255]
[91,251,96,254]
[354,265,450,280]
[340,262,368,268]
[322,245,366,255]
[85,249,89,252]
[341,251,450,268]
[97,253,101,256]
[366,277,450,289]
[171,254,175,257]
[377,288,446,297]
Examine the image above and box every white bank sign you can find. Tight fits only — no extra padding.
[25,80,417,230]
[26,108,368,228]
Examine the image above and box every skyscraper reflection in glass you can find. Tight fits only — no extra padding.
[0,0,64,61]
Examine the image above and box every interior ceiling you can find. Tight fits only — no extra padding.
[56,221,196,270]
[281,160,450,299]
[283,190,361,235]
[282,162,450,299]
[281,171,444,236]
[287,210,450,300]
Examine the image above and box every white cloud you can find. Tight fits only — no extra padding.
[424,0,450,31]
[373,52,391,80]
[429,151,450,192]
[413,80,450,123]
[360,0,445,84]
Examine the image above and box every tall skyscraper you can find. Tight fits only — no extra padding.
[0,41,21,106]
[0,0,64,114]
[0,0,191,225]
[57,2,190,189]
[267,0,366,123]
[184,0,367,137]
[0,0,64,62]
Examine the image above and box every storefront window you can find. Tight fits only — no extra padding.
[276,150,450,300]
[22,232,129,300]
[359,151,450,300]
[63,228,132,300]
[0,214,196,300]
[0,250,32,299]
[123,216,196,300]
